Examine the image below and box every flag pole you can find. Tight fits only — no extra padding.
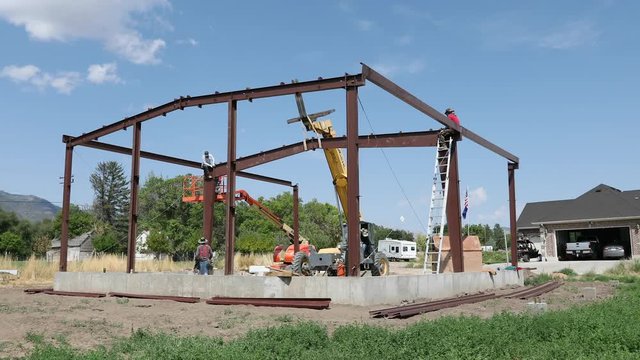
[465,186,469,236]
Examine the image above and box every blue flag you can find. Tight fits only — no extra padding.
[462,189,469,219]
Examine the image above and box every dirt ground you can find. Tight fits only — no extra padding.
[0,263,617,358]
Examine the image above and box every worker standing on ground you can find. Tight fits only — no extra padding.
[194,237,214,275]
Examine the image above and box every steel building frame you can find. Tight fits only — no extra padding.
[59,63,519,276]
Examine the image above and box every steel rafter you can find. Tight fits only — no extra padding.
[361,63,519,164]
[65,75,365,148]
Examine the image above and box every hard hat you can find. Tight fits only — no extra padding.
[198,237,207,244]
[444,108,455,115]
[204,151,209,155]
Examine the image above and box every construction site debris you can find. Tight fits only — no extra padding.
[109,292,201,303]
[205,296,331,309]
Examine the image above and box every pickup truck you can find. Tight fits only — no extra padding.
[565,236,599,259]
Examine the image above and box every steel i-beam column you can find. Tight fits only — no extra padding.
[446,140,464,272]
[508,162,519,266]
[203,176,215,245]
[127,123,141,273]
[293,185,299,253]
[59,144,74,272]
[346,86,360,277]
[224,100,237,275]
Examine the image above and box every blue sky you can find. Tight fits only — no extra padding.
[0,0,638,234]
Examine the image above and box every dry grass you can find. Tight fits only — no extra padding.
[0,253,274,286]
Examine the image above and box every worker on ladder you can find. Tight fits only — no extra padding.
[436,108,460,188]
[439,108,460,146]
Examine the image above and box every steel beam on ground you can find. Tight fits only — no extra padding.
[44,290,106,298]
[205,297,331,310]
[109,292,201,303]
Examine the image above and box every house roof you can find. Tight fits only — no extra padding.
[50,231,94,249]
[517,184,640,229]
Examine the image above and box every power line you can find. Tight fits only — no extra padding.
[357,95,427,233]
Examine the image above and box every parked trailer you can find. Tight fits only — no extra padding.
[377,239,417,261]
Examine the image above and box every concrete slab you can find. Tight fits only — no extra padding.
[486,259,625,275]
[55,270,523,306]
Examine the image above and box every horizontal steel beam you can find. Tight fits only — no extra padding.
[63,135,202,168]
[233,130,440,171]
[66,135,296,186]
[236,171,292,187]
[67,130,438,180]
[65,74,365,147]
[361,63,519,164]
[462,128,520,164]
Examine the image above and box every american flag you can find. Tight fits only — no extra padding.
[462,189,469,219]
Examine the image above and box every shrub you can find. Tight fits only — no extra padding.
[524,273,553,286]
[557,268,577,276]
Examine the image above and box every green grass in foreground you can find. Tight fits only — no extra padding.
[24,278,640,360]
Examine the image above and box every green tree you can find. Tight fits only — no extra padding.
[92,231,121,253]
[138,173,203,258]
[0,209,20,234]
[53,204,95,238]
[492,224,506,250]
[0,231,29,258]
[145,229,172,256]
[90,161,129,242]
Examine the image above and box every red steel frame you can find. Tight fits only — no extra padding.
[59,64,519,274]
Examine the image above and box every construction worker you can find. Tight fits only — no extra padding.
[194,237,214,275]
[202,151,214,170]
[437,108,460,188]
[202,151,215,178]
[444,108,460,126]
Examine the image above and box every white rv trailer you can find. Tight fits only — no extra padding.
[377,238,417,261]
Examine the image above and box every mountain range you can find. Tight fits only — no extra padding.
[0,190,60,222]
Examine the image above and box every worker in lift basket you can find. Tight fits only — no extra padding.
[194,237,214,275]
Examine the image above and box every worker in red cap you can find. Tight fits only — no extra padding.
[444,108,460,127]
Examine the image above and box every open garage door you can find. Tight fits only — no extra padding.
[556,227,631,261]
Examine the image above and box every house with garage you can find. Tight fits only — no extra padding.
[47,231,95,262]
[517,184,640,261]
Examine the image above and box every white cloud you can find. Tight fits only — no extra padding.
[0,0,170,64]
[477,204,508,224]
[470,187,488,206]
[371,59,426,77]
[479,15,600,50]
[0,64,40,81]
[177,38,198,46]
[356,19,373,31]
[87,63,122,84]
[1,64,81,94]
[538,20,599,49]
[396,35,413,46]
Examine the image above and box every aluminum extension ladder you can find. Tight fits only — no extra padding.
[423,135,453,274]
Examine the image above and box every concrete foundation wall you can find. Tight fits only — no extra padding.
[55,271,523,306]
